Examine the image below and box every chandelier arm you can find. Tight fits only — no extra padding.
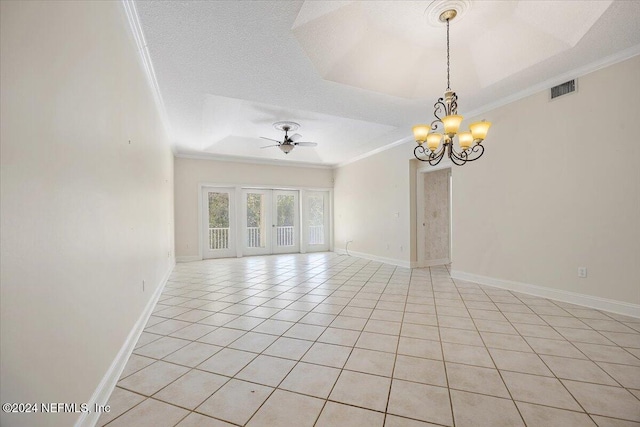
[460,143,485,162]
[433,98,446,127]
[414,144,447,165]
[448,144,468,165]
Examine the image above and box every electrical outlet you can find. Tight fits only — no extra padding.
[578,267,587,278]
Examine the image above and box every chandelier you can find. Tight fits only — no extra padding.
[413,9,491,166]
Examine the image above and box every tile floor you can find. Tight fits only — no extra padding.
[99,253,640,427]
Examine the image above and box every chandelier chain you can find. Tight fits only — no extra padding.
[446,18,450,90]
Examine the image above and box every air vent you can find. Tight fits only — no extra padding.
[550,79,576,99]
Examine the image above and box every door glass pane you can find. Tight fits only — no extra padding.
[276,194,294,246]
[308,195,324,245]
[246,193,265,248]
[208,192,229,249]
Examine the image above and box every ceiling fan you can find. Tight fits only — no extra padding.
[260,121,318,154]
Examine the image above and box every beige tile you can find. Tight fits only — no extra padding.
[169,323,217,341]
[235,355,296,387]
[119,355,156,379]
[442,342,494,368]
[145,319,192,336]
[439,327,484,346]
[261,336,312,360]
[516,401,597,427]
[97,387,145,426]
[198,312,238,327]
[344,348,395,377]
[489,348,553,376]
[134,336,191,359]
[393,355,446,386]
[512,323,564,339]
[175,412,236,427]
[445,362,510,398]
[118,361,189,396]
[555,327,615,345]
[197,348,256,376]
[591,415,640,427]
[246,389,324,427]
[315,401,384,427]
[353,331,397,353]
[524,336,587,359]
[384,415,442,427]
[341,306,373,318]
[283,323,326,340]
[223,315,265,331]
[475,320,518,334]
[302,342,352,368]
[372,309,405,322]
[154,369,228,409]
[397,337,443,360]
[438,315,477,331]
[330,315,367,330]
[451,390,524,427]
[329,370,391,412]
[597,362,640,388]
[601,331,640,348]
[174,309,212,322]
[107,398,188,427]
[401,323,440,340]
[134,332,163,349]
[280,362,341,398]
[468,309,507,321]
[162,341,222,367]
[364,319,402,335]
[480,331,532,352]
[197,327,246,346]
[387,379,453,426]
[318,327,361,347]
[501,371,581,411]
[227,331,278,353]
[541,355,618,385]
[197,379,273,425]
[562,380,640,421]
[575,342,640,366]
[252,319,294,335]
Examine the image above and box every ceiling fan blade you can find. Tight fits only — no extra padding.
[294,142,318,147]
[260,144,280,149]
[289,133,302,142]
[260,136,281,143]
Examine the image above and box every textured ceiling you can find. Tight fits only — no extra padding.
[134,0,640,166]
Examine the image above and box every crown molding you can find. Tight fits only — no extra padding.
[334,45,640,169]
[174,151,335,169]
[121,0,173,142]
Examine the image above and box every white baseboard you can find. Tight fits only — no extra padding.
[75,262,175,427]
[451,270,640,319]
[334,248,412,269]
[176,255,201,263]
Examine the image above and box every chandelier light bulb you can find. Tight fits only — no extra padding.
[458,132,473,150]
[412,125,430,144]
[426,133,443,151]
[442,115,464,136]
[469,120,492,141]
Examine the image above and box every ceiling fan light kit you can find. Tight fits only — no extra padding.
[413,9,492,166]
[260,121,318,155]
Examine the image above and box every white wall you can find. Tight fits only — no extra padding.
[452,55,640,308]
[332,55,640,311]
[333,144,413,266]
[174,157,333,259]
[0,2,174,427]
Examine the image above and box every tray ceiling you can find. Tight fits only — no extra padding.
[133,0,640,166]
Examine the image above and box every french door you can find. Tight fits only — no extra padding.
[242,189,300,255]
[202,187,236,259]
[303,191,330,252]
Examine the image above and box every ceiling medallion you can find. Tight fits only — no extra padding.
[413,9,491,166]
